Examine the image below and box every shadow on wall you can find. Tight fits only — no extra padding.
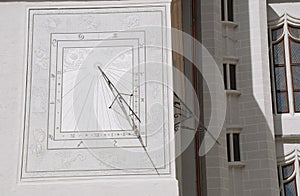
[180,0,280,196]
[174,0,282,195]
[202,0,280,195]
[231,1,280,195]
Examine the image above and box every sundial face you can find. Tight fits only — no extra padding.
[21,6,174,179]
[48,32,146,148]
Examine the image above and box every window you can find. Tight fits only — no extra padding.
[278,162,298,196]
[229,64,237,90]
[221,0,234,22]
[289,26,300,112]
[223,63,237,90]
[226,132,241,162]
[221,0,225,21]
[232,133,240,161]
[270,26,289,113]
[226,133,231,161]
[269,17,300,114]
[223,64,228,89]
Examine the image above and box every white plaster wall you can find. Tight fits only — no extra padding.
[0,1,178,196]
[268,2,300,137]
[267,4,300,195]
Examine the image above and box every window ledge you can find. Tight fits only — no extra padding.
[274,112,300,117]
[221,21,238,28]
[228,162,245,168]
[275,134,300,141]
[226,125,243,131]
[226,90,241,96]
[223,56,239,63]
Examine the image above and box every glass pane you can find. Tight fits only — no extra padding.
[221,0,225,21]
[273,41,284,65]
[290,40,300,63]
[290,26,300,38]
[294,92,300,112]
[277,92,289,113]
[275,67,287,91]
[223,64,228,89]
[284,179,297,196]
[226,134,231,162]
[272,27,283,41]
[230,64,236,90]
[227,0,233,21]
[233,133,240,162]
[282,164,294,180]
[278,167,281,186]
[292,66,300,89]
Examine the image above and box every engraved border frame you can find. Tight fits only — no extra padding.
[20,4,173,181]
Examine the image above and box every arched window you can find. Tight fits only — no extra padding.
[269,14,300,114]
[278,162,298,196]
[288,26,300,112]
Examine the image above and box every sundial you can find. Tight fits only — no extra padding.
[48,31,147,149]
[21,6,173,180]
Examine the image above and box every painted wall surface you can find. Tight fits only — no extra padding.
[268,1,300,136]
[0,1,178,196]
[268,2,300,194]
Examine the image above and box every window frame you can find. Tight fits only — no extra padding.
[278,161,299,196]
[288,35,300,113]
[268,19,300,114]
[272,36,289,113]
[226,130,241,163]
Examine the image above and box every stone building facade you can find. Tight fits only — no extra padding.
[187,0,300,195]
[1,0,300,196]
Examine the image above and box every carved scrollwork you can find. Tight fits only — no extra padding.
[30,129,46,157]
[78,33,85,40]
[52,39,57,47]
[63,48,91,73]
[56,152,86,168]
[31,86,48,113]
[34,47,49,73]
[79,15,100,30]
[123,16,140,29]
